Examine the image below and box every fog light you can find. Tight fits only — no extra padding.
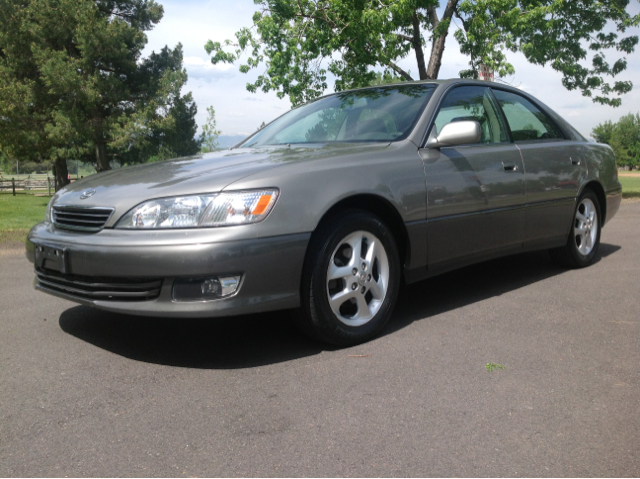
[173,276,241,301]
[201,279,221,295]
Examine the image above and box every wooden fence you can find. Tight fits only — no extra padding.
[0,175,54,195]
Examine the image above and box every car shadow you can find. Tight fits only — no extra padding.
[386,243,621,335]
[59,244,621,369]
[59,306,328,369]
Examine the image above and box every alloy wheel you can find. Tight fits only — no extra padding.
[574,197,598,256]
[325,230,389,327]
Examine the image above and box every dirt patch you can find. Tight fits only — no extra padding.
[0,230,28,256]
[0,248,23,256]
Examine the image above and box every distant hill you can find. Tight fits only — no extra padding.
[216,135,249,149]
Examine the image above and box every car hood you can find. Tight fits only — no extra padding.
[53,143,390,219]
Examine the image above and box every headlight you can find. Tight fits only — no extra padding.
[115,189,279,229]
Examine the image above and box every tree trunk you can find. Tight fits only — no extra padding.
[412,13,428,80]
[53,157,70,191]
[95,140,110,172]
[425,0,459,80]
[426,33,448,79]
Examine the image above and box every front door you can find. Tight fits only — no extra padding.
[420,86,526,270]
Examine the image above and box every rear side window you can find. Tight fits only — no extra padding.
[492,89,565,141]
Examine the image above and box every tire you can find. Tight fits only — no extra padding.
[549,189,602,268]
[292,209,401,346]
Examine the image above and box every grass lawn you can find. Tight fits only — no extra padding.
[0,192,50,248]
[620,175,640,199]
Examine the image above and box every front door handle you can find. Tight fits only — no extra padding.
[502,161,518,172]
[570,157,581,165]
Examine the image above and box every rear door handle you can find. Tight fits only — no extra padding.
[570,157,581,165]
[502,161,518,172]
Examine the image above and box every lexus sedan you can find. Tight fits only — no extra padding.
[26,79,622,346]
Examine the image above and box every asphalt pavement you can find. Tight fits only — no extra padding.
[1,204,638,477]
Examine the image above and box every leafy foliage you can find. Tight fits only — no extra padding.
[455,0,640,106]
[368,71,408,86]
[0,154,53,175]
[593,113,640,167]
[205,0,639,107]
[118,47,202,165]
[201,106,222,152]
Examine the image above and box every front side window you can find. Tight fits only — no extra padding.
[240,84,437,147]
[492,89,565,141]
[432,86,509,144]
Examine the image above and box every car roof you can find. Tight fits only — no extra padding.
[317,78,523,99]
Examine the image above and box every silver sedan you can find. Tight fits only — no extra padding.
[26,79,623,346]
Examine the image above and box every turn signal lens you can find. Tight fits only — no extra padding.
[198,189,279,227]
[252,194,273,216]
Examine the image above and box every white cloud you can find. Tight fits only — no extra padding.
[183,56,232,71]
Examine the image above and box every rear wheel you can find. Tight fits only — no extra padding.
[549,189,601,268]
[293,209,401,346]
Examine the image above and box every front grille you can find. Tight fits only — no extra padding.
[52,206,114,232]
[36,268,162,302]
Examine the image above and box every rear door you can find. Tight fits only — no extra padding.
[420,86,526,268]
[491,89,589,247]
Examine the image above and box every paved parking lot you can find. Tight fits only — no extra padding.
[1,204,638,477]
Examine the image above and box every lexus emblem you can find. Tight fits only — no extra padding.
[80,189,96,200]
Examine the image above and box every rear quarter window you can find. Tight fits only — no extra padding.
[492,89,565,141]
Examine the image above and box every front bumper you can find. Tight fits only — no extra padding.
[26,222,310,317]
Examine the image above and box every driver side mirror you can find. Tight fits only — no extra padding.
[426,121,482,149]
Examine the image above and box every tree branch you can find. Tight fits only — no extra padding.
[387,60,414,81]
[426,0,459,79]
[395,33,413,42]
[454,7,474,72]
[454,8,469,32]
[412,12,427,80]
[427,6,439,30]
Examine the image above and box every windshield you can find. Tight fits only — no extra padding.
[240,84,437,148]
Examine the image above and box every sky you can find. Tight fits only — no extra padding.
[142,0,640,139]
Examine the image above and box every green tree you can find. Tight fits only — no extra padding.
[205,0,640,107]
[164,93,202,158]
[592,120,615,145]
[593,113,640,168]
[118,46,202,164]
[201,106,221,153]
[119,90,201,164]
[0,0,83,186]
[368,71,407,86]
[0,0,192,188]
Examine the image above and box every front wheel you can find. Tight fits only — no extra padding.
[550,189,602,268]
[293,209,401,346]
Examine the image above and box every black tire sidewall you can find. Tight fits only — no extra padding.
[306,211,401,345]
